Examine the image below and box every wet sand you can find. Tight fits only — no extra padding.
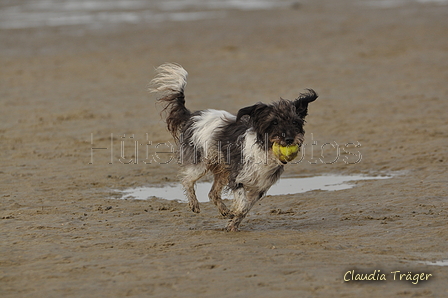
[1,0,448,297]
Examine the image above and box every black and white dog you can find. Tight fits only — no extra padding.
[149,63,317,231]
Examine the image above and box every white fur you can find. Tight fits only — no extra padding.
[148,63,188,98]
[231,187,248,213]
[181,163,207,184]
[191,109,236,158]
[235,130,283,193]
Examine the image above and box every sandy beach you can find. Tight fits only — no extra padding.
[1,0,447,296]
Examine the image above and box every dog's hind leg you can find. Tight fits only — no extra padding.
[208,173,231,218]
[181,165,207,213]
[226,187,263,232]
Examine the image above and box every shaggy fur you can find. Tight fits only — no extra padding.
[149,63,317,231]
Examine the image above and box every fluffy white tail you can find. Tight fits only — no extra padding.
[148,63,188,100]
[149,63,191,139]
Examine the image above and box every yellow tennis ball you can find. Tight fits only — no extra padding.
[272,143,299,163]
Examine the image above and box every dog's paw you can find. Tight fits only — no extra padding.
[223,212,234,219]
[226,214,243,231]
[219,207,233,218]
[189,202,201,213]
[225,224,239,232]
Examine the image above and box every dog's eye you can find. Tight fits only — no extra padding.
[292,120,298,125]
[272,120,278,125]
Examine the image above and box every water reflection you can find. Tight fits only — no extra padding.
[117,174,392,202]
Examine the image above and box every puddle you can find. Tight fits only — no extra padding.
[419,260,448,267]
[117,174,392,202]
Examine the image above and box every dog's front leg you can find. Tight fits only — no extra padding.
[226,187,262,232]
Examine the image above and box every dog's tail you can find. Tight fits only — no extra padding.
[148,63,191,140]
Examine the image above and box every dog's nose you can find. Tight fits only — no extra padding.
[285,137,294,145]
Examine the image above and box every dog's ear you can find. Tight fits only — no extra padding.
[294,89,318,118]
[236,103,268,122]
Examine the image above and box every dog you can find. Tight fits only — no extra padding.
[149,63,317,231]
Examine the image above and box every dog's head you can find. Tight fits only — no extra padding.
[236,89,317,150]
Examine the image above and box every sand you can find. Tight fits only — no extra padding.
[1,0,447,297]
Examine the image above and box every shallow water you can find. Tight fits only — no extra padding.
[420,260,448,266]
[118,174,392,202]
[2,0,447,30]
[365,0,448,8]
[0,0,289,29]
